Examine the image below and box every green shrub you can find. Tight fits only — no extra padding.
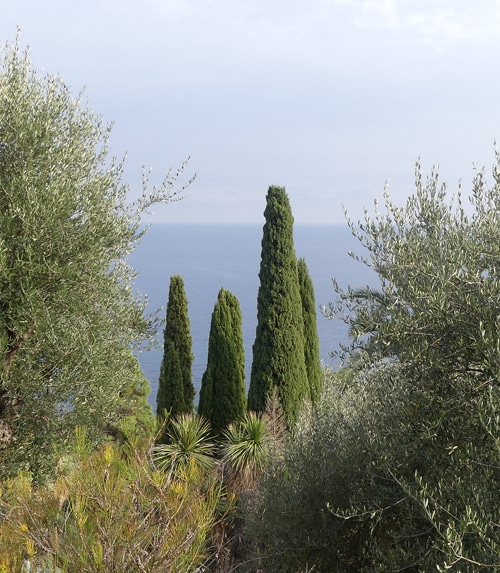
[0,427,220,572]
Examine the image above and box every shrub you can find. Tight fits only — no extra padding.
[0,427,220,572]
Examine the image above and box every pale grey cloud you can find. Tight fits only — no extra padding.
[334,0,500,41]
[2,1,500,224]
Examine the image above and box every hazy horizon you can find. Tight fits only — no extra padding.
[3,2,500,225]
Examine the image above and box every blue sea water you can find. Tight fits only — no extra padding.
[129,223,376,408]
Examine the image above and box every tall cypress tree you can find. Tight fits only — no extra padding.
[157,275,194,417]
[198,288,246,434]
[248,186,308,425]
[157,340,184,417]
[297,257,322,403]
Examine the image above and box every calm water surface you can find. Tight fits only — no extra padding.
[130,223,376,407]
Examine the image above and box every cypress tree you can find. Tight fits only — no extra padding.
[297,257,322,403]
[248,186,308,425]
[198,288,246,434]
[157,275,194,417]
[157,340,184,417]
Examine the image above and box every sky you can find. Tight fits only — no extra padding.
[2,1,500,224]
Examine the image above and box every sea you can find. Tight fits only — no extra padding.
[129,223,376,408]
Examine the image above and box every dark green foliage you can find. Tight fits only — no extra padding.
[157,340,184,417]
[297,257,322,403]
[248,186,308,426]
[198,288,246,434]
[110,353,156,444]
[157,275,194,417]
[197,370,211,425]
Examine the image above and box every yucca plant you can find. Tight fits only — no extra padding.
[152,413,215,479]
[221,412,269,493]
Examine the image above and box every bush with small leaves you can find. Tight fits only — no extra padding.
[0,427,220,572]
[249,157,500,571]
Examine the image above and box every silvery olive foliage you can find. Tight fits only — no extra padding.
[248,157,500,571]
[332,158,500,569]
[0,36,193,479]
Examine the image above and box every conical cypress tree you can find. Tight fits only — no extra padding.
[197,369,213,424]
[157,340,184,417]
[297,257,322,403]
[198,288,246,434]
[248,186,308,425]
[157,275,194,417]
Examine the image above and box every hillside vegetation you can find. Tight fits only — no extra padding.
[1,34,500,573]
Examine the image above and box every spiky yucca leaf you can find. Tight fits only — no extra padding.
[152,414,215,477]
[222,412,269,482]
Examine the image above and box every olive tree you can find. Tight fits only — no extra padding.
[0,37,192,479]
[249,158,500,571]
[247,365,423,572]
[330,159,500,570]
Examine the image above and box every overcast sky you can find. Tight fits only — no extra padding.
[2,1,500,224]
